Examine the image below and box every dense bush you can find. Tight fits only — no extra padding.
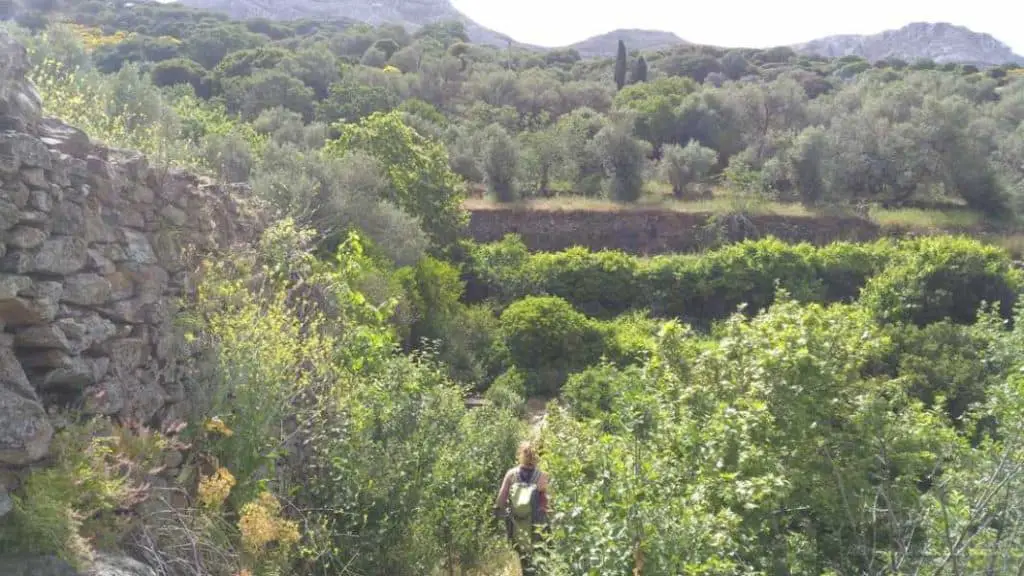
[468,234,1018,329]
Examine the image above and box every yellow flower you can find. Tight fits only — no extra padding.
[197,466,236,508]
[205,416,234,437]
[238,492,301,553]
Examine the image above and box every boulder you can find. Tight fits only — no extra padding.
[86,554,157,576]
[38,117,92,159]
[1,333,36,400]
[24,351,108,389]
[0,386,52,465]
[121,229,157,264]
[0,273,32,299]
[56,313,117,354]
[15,324,71,352]
[7,225,47,250]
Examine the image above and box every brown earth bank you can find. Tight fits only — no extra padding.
[467,206,893,254]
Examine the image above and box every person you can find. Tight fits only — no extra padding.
[494,440,550,576]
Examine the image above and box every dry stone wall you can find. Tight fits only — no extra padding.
[0,30,262,480]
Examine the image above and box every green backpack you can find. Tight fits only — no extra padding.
[508,467,542,549]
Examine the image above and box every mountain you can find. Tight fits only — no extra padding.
[171,0,518,47]
[567,29,688,58]
[793,22,1024,67]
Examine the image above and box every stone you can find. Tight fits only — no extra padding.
[7,225,46,249]
[51,201,85,235]
[1,334,36,400]
[159,204,187,226]
[3,179,31,208]
[106,338,148,376]
[20,167,46,188]
[106,271,134,301]
[0,296,58,326]
[62,273,112,306]
[126,264,169,304]
[15,325,71,352]
[0,386,53,465]
[100,298,146,324]
[87,249,116,275]
[121,374,168,422]
[85,207,117,243]
[56,313,117,355]
[131,184,155,204]
[0,487,11,518]
[86,553,157,576]
[100,243,128,263]
[0,251,32,274]
[0,133,51,172]
[38,117,92,159]
[17,209,48,227]
[31,236,87,275]
[29,188,52,211]
[121,229,157,264]
[0,273,31,299]
[0,555,77,576]
[83,378,125,416]
[0,198,17,230]
[24,279,63,301]
[27,353,108,389]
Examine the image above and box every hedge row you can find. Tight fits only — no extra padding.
[465,234,1021,328]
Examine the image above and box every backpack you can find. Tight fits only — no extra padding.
[509,467,541,522]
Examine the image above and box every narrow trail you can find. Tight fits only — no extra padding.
[525,397,549,438]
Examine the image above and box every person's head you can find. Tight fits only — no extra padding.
[517,440,538,469]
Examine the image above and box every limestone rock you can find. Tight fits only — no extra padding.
[32,236,87,275]
[29,188,52,211]
[0,386,53,465]
[0,296,58,326]
[0,198,18,230]
[0,133,51,173]
[0,273,31,299]
[39,117,92,159]
[83,378,125,416]
[7,225,46,250]
[105,338,148,376]
[121,374,168,422]
[21,167,47,188]
[106,271,134,301]
[24,351,108,389]
[62,273,112,306]
[126,264,169,303]
[51,201,85,236]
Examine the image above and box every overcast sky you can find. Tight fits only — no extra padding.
[451,0,1024,55]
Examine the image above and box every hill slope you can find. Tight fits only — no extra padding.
[793,22,1024,66]
[567,29,688,58]
[172,0,518,47]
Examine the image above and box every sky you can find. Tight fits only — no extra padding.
[450,0,1024,55]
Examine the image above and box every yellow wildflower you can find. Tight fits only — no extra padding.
[205,416,234,437]
[239,492,301,553]
[197,466,236,508]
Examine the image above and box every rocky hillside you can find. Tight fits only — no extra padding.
[172,0,518,47]
[567,29,688,58]
[793,22,1024,66]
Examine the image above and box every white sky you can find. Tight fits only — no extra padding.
[451,0,1024,55]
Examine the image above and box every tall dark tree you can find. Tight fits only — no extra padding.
[614,40,628,90]
[630,55,648,84]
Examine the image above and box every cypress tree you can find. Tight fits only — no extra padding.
[630,55,648,84]
[614,39,627,90]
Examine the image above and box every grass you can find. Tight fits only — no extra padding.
[868,206,984,231]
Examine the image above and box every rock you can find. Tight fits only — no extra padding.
[0,296,58,326]
[86,553,157,576]
[17,209,48,227]
[7,225,47,249]
[106,271,134,301]
[21,167,47,188]
[159,204,187,226]
[0,386,53,465]
[1,334,36,400]
[56,313,117,354]
[15,325,71,352]
[38,117,92,159]
[121,374,168,422]
[32,236,87,275]
[105,338,148,376]
[0,198,18,230]
[100,298,146,324]
[0,273,32,299]
[29,188,52,211]
[83,378,125,415]
[0,487,11,517]
[126,264,168,304]
[86,249,116,275]
[0,555,77,576]
[84,208,117,243]
[121,229,157,264]
[1,250,32,274]
[0,133,51,173]
[24,352,107,389]
[62,273,112,306]
[51,201,85,235]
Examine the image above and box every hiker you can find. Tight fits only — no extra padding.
[494,440,550,576]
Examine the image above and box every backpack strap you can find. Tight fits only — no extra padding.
[530,468,540,485]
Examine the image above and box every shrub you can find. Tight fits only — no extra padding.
[485,368,528,417]
[860,236,1021,326]
[499,296,606,395]
[481,123,520,202]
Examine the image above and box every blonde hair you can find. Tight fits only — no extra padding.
[517,440,538,468]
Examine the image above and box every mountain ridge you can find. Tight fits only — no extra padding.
[792,22,1024,66]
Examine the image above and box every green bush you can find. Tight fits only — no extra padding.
[499,296,606,395]
[485,368,528,417]
[563,362,645,422]
[860,236,1021,326]
[527,247,640,318]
